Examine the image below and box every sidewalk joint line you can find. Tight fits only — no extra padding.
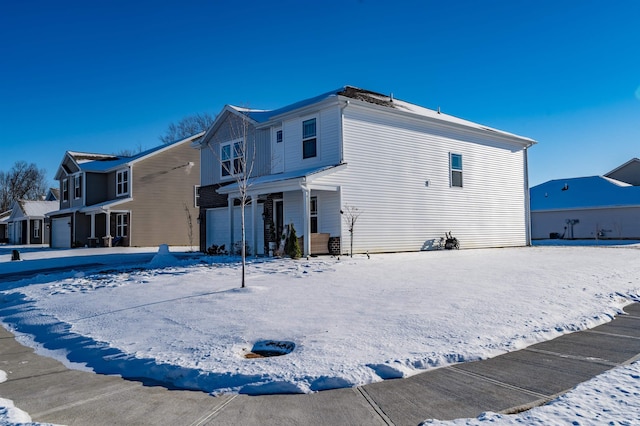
[356,387,395,425]
[523,347,618,366]
[449,366,549,399]
[189,394,238,426]
[585,329,640,341]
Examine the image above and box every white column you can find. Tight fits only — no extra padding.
[302,186,311,257]
[228,197,234,251]
[26,220,31,245]
[90,213,96,238]
[105,211,111,247]
[251,197,257,257]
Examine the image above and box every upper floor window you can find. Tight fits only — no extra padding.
[74,175,82,199]
[221,139,244,178]
[116,169,129,196]
[62,179,68,202]
[302,118,317,159]
[450,153,463,188]
[276,130,283,143]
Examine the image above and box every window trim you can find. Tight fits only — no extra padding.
[33,220,40,239]
[62,178,68,202]
[74,175,82,199]
[220,138,244,179]
[116,169,129,196]
[116,213,128,237]
[302,117,317,159]
[450,153,463,188]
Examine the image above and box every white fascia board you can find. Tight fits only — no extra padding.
[80,197,133,213]
[197,107,257,149]
[344,97,536,149]
[533,204,640,213]
[254,97,342,130]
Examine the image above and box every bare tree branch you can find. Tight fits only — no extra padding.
[0,161,48,211]
[160,113,215,144]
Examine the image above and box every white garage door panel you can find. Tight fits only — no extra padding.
[206,206,264,255]
[52,217,71,248]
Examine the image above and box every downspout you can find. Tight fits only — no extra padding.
[523,146,532,246]
[301,183,311,257]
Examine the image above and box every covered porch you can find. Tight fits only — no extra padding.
[215,165,345,257]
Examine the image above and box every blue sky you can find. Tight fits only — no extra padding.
[1,0,639,187]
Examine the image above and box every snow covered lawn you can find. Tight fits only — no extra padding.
[1,244,640,423]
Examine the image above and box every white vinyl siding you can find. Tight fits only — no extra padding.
[312,105,528,252]
[281,107,341,173]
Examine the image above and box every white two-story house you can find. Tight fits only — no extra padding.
[194,86,536,256]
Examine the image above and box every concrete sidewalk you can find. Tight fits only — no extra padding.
[0,304,639,426]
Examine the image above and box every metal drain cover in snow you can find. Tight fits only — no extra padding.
[245,340,295,358]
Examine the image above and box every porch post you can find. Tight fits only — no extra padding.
[251,197,257,257]
[228,197,234,252]
[104,211,111,247]
[90,213,96,238]
[26,220,31,245]
[301,186,311,257]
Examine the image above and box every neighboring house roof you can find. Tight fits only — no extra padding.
[199,86,535,148]
[604,158,640,186]
[56,132,204,177]
[9,200,59,220]
[47,188,60,201]
[530,176,640,211]
[0,210,11,224]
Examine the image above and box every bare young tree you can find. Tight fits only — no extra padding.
[160,113,215,144]
[341,204,362,258]
[207,111,257,288]
[0,161,48,212]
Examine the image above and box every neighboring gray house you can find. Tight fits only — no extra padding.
[195,86,536,256]
[6,198,58,245]
[47,133,202,248]
[530,159,640,240]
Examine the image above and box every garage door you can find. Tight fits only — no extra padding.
[51,217,71,248]
[206,206,264,255]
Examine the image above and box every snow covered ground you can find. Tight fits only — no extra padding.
[1,243,640,424]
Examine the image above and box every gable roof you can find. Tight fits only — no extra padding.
[0,210,11,224]
[9,200,59,220]
[56,132,204,178]
[604,158,640,186]
[530,176,640,211]
[199,86,535,148]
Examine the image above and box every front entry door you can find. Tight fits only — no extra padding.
[274,199,284,241]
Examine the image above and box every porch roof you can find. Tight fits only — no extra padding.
[80,197,133,213]
[217,164,346,196]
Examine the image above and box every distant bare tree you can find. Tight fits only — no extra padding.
[114,143,144,157]
[0,161,48,211]
[160,113,215,144]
